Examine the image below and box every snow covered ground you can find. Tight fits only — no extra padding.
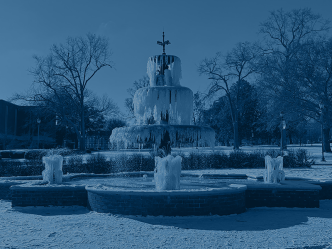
[1,166,332,248]
[1,199,332,248]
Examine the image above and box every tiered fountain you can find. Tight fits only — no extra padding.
[4,33,323,217]
[110,32,215,154]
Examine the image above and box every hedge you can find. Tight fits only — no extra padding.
[0,148,314,177]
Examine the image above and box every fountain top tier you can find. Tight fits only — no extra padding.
[147,54,182,87]
[148,32,181,87]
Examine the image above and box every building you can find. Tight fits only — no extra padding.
[0,99,55,149]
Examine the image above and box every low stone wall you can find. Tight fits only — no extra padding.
[11,184,88,207]
[307,180,332,200]
[0,181,31,200]
[87,185,247,216]
[245,181,321,208]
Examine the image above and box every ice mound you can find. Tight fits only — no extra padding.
[264,155,285,183]
[42,155,63,184]
[154,155,182,191]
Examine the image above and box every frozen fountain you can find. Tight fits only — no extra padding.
[110,32,215,154]
[110,32,215,190]
[264,156,285,183]
[42,155,63,184]
[154,155,182,190]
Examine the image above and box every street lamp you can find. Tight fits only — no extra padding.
[280,112,287,154]
[37,118,41,149]
[319,103,326,162]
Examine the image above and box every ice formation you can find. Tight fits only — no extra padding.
[42,155,63,184]
[154,155,182,190]
[134,86,193,125]
[109,39,215,151]
[110,125,215,149]
[264,156,285,183]
[147,55,182,87]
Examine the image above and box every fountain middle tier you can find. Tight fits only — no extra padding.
[134,86,193,125]
[110,124,215,149]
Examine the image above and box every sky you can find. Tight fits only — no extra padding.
[1,0,332,116]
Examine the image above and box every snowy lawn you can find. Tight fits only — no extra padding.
[1,166,332,248]
[1,199,332,248]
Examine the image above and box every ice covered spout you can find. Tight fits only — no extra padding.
[42,155,63,184]
[154,155,182,190]
[264,155,285,183]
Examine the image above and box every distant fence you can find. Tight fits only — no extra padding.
[79,136,110,150]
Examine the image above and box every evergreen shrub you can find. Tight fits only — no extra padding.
[86,154,110,174]
[10,151,26,159]
[63,155,85,174]
[0,151,13,159]
[0,148,314,177]
[24,150,48,160]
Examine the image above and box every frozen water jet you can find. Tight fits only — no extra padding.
[42,155,63,184]
[264,155,285,183]
[154,155,182,191]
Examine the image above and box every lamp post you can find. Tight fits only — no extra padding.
[37,118,41,149]
[280,112,287,154]
[319,103,326,162]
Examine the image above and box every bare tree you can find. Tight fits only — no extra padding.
[198,42,260,149]
[259,8,331,151]
[16,34,115,151]
[192,91,205,125]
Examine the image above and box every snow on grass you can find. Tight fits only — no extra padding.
[1,199,332,248]
[184,166,332,180]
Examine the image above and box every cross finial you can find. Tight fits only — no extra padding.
[157,32,171,55]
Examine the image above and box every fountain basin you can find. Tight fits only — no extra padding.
[86,184,247,216]
[10,183,87,207]
[1,173,330,215]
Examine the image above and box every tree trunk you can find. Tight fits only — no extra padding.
[289,133,293,144]
[323,128,331,152]
[79,106,86,151]
[233,120,239,150]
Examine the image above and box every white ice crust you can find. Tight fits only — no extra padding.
[42,155,63,184]
[133,86,193,125]
[109,125,215,149]
[110,52,215,151]
[264,156,285,184]
[147,55,182,87]
[154,155,182,191]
